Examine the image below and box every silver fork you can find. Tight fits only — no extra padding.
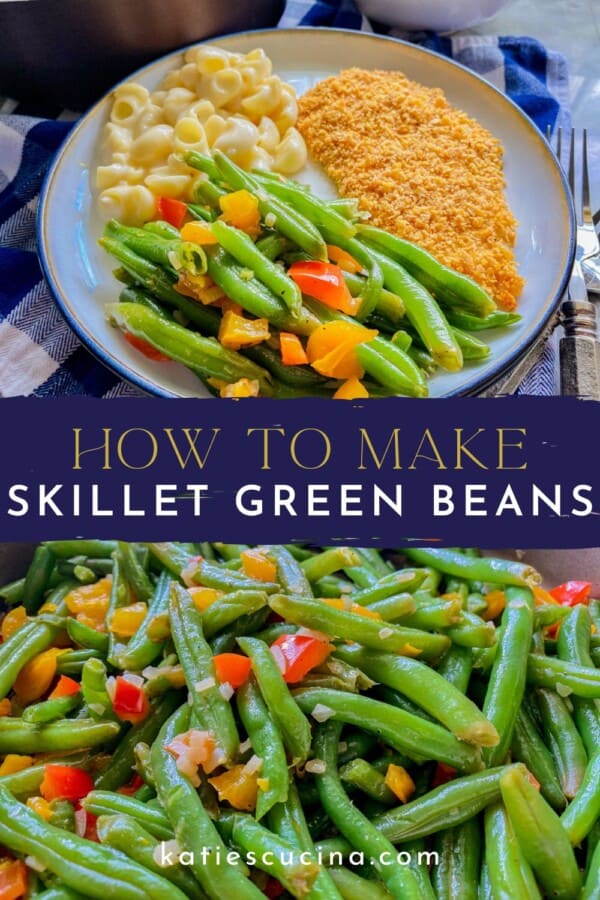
[550,127,600,397]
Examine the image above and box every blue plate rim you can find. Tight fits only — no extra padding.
[37,25,576,399]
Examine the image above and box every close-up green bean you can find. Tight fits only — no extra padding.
[0,543,597,899]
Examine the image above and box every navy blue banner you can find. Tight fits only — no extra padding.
[0,397,598,547]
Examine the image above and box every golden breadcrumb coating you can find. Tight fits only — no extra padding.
[297,68,524,310]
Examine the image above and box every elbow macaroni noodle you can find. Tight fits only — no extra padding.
[96,46,308,225]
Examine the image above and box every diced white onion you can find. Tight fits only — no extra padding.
[378,627,394,639]
[296,627,331,643]
[271,645,286,673]
[311,703,335,723]
[239,738,252,754]
[195,677,216,693]
[153,839,181,867]
[25,856,47,873]
[305,759,326,774]
[243,754,263,776]
[219,681,234,701]
[123,672,144,687]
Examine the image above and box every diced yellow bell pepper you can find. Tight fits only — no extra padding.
[384,764,416,803]
[219,190,261,237]
[483,590,506,621]
[208,764,259,811]
[109,602,148,638]
[241,550,277,583]
[532,585,559,606]
[27,796,53,820]
[333,378,369,400]
[326,245,364,274]
[400,643,423,657]
[65,577,112,624]
[76,614,106,633]
[13,648,66,704]
[188,587,223,612]
[0,699,12,717]
[216,298,244,316]
[1,606,28,642]
[220,378,261,398]
[39,602,57,614]
[0,755,33,777]
[323,599,382,620]
[180,221,219,245]
[146,613,171,642]
[218,310,270,351]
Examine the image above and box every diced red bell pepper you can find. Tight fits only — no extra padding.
[264,878,286,898]
[117,773,145,796]
[155,196,188,229]
[112,676,150,724]
[40,764,94,803]
[431,763,456,789]
[271,634,333,684]
[124,332,170,362]
[288,261,359,315]
[49,675,81,699]
[213,653,252,689]
[549,580,592,607]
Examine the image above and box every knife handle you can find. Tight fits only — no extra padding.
[559,300,600,399]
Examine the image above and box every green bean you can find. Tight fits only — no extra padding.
[209,608,270,655]
[237,636,312,764]
[314,720,423,899]
[450,326,491,359]
[22,545,56,613]
[66,617,109,654]
[48,799,76,832]
[96,815,206,899]
[255,233,293,260]
[264,544,313,596]
[56,648,102,676]
[339,758,395,804]
[338,730,378,765]
[267,779,342,900]
[560,750,600,845]
[95,692,182,791]
[361,592,415,621]
[500,765,582,900]
[401,596,463,630]
[0,716,120,754]
[482,587,535,766]
[35,887,88,900]
[334,644,498,746]
[446,611,496,648]
[344,271,405,323]
[169,583,239,762]
[106,220,207,276]
[402,548,540,586]
[556,605,600,756]
[210,150,328,260]
[201,589,268,638]
[83,790,173,840]
[114,571,172,671]
[187,201,213,221]
[152,705,262,899]
[116,541,154,604]
[445,308,521,331]
[437,645,472,693]
[43,541,118,559]
[268,594,449,660]
[194,559,279,594]
[526,653,600,697]
[220,810,321,897]
[583,837,600,900]
[536,688,588,799]
[354,242,462,371]
[359,226,496,317]
[211,219,302,313]
[327,868,390,900]
[317,231,383,321]
[510,704,566,810]
[143,220,183,240]
[106,303,275,394]
[349,570,426,606]
[81,658,118,721]
[294,688,482,772]
[22,691,82,723]
[316,766,514,855]
[0,786,183,900]
[301,548,363,583]
[236,677,289,819]
[534,603,572,628]
[0,617,63,700]
[0,576,26,606]
[252,173,357,242]
[484,802,541,900]
[432,818,480,900]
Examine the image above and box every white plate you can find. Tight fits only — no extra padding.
[39,28,575,398]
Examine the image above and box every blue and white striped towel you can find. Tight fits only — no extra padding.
[0,0,569,397]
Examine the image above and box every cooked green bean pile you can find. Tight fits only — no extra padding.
[100,149,521,398]
[0,543,598,898]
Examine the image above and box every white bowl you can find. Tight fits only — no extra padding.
[355,0,510,32]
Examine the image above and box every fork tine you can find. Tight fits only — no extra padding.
[582,128,591,222]
[557,125,562,161]
[568,128,580,223]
